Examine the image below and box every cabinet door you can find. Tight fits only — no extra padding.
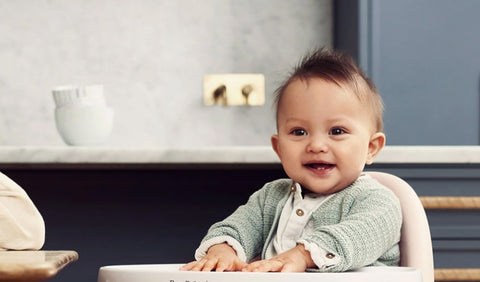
[338,0,480,145]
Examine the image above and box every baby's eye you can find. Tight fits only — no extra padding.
[329,127,346,135]
[290,128,307,136]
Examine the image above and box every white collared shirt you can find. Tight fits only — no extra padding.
[265,181,332,258]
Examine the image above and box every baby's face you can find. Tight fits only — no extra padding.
[271,78,384,194]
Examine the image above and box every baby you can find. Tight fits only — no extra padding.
[0,172,45,250]
[182,48,402,272]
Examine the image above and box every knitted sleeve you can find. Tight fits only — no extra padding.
[196,179,290,262]
[300,180,402,272]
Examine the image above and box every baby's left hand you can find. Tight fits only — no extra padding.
[242,244,315,272]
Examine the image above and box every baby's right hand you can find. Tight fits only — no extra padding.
[180,243,247,272]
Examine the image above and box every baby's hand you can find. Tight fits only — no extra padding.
[180,243,247,272]
[242,244,315,272]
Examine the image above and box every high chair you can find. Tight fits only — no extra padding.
[97,172,432,282]
[366,171,434,282]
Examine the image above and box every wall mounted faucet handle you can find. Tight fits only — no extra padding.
[213,84,227,106]
[203,74,264,106]
[241,84,253,105]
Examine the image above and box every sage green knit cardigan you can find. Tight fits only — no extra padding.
[199,177,402,272]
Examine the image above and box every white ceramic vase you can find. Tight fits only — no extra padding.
[54,105,114,146]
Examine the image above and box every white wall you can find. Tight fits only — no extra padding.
[0,0,332,146]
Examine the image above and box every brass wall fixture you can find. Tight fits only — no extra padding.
[213,84,227,106]
[203,74,265,106]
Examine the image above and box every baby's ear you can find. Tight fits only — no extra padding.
[366,132,386,165]
[271,134,280,157]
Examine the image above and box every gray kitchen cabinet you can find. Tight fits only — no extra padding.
[335,0,480,146]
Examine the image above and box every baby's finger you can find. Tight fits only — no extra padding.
[189,259,209,271]
[234,260,248,271]
[280,262,299,272]
[179,261,200,271]
[201,258,219,272]
[245,260,282,272]
[215,260,230,272]
[243,261,260,271]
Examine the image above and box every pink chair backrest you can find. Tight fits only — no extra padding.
[367,171,434,282]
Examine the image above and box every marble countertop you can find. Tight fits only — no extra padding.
[0,146,480,165]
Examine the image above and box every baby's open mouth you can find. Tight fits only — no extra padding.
[305,163,336,170]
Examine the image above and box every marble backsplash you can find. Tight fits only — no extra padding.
[0,0,332,147]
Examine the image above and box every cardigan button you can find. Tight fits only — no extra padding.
[290,184,296,192]
[296,209,304,216]
[326,253,335,259]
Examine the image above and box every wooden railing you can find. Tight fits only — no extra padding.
[419,196,480,282]
[434,269,480,281]
[420,196,480,209]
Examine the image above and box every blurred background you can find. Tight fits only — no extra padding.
[0,0,331,147]
[1,0,479,147]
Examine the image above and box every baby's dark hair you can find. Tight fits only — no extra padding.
[274,48,384,132]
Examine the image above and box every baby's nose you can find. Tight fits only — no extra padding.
[306,136,329,153]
